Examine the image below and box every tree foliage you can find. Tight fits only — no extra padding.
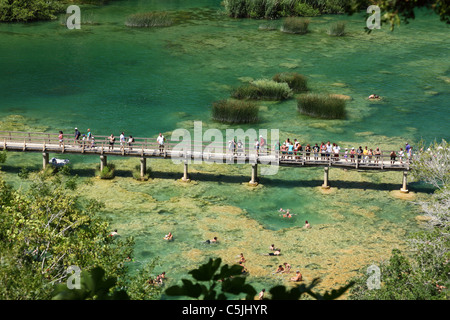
[349,139,450,300]
[0,0,64,22]
[345,0,450,30]
[0,173,134,299]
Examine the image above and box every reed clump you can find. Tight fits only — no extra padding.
[97,163,115,179]
[125,12,173,28]
[281,17,310,34]
[327,21,346,36]
[232,79,293,101]
[297,93,346,119]
[273,72,308,93]
[211,99,259,124]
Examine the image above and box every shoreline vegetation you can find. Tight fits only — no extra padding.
[0,0,115,22]
[222,0,349,19]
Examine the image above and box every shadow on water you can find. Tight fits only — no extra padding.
[1,164,433,193]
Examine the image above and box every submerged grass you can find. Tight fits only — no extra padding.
[273,72,308,93]
[297,93,346,119]
[125,12,173,28]
[211,99,259,124]
[232,79,293,101]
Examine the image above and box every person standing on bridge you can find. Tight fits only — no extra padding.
[86,129,92,141]
[74,127,81,145]
[58,131,64,147]
[128,135,134,150]
[313,143,319,160]
[108,134,115,151]
[120,132,126,148]
[259,135,266,154]
[357,146,363,163]
[157,133,165,154]
[326,141,332,160]
[390,150,397,164]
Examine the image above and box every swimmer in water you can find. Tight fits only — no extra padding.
[265,249,281,256]
[163,232,173,241]
[205,236,218,244]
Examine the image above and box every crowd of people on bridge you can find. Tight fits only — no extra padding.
[58,128,413,165]
[273,139,414,165]
[227,136,413,165]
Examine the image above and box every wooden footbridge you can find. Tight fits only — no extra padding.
[0,131,411,192]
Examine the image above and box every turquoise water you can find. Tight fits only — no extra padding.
[0,0,449,296]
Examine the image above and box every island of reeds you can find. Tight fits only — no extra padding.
[280,17,310,34]
[125,11,173,28]
[273,72,308,93]
[327,21,346,36]
[297,93,347,119]
[232,79,293,101]
[211,99,259,124]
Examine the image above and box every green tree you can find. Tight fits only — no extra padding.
[0,175,134,299]
[345,0,450,30]
[0,0,64,22]
[349,139,450,300]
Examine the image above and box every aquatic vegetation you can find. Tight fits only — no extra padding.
[281,17,310,34]
[98,163,116,179]
[0,150,6,164]
[222,0,347,19]
[125,12,173,28]
[232,79,293,101]
[297,93,347,119]
[327,21,346,36]
[132,164,151,181]
[211,99,259,124]
[273,72,308,93]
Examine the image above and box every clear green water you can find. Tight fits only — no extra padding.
[0,0,449,296]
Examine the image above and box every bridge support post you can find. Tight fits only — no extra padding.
[140,157,147,178]
[322,166,330,189]
[400,170,409,193]
[181,160,190,182]
[42,152,49,170]
[100,155,107,172]
[249,163,258,186]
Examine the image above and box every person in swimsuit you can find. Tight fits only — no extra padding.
[265,249,281,256]
[290,270,303,282]
[164,232,173,241]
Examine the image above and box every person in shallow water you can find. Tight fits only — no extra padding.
[304,221,311,229]
[265,249,281,256]
[163,232,173,241]
[290,270,303,282]
[275,265,284,273]
[205,236,218,244]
